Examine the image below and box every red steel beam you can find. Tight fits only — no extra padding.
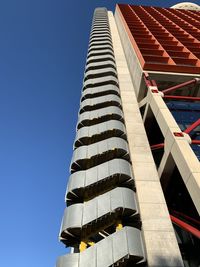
[150,140,200,148]
[164,95,200,101]
[192,140,200,145]
[170,210,200,227]
[144,73,153,87]
[162,79,200,95]
[151,143,164,150]
[184,118,200,134]
[144,72,157,88]
[170,215,200,239]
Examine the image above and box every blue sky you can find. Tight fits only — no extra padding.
[0,0,199,266]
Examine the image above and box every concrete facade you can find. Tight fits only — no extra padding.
[56,5,200,267]
[108,11,184,267]
[57,8,146,267]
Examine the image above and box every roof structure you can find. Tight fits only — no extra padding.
[171,2,200,11]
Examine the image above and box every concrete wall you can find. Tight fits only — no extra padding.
[109,11,184,267]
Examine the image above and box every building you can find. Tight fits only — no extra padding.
[56,3,200,267]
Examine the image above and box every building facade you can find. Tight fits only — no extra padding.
[56,4,200,267]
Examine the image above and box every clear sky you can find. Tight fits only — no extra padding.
[0,0,199,266]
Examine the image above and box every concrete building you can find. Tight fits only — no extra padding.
[56,3,200,267]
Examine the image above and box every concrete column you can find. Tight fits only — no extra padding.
[108,11,184,267]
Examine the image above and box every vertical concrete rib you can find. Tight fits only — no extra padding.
[108,10,184,267]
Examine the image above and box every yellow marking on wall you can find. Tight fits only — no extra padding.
[116,221,123,231]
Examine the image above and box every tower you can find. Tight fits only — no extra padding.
[56,3,200,267]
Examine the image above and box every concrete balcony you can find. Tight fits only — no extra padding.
[81,84,119,101]
[56,226,145,267]
[85,60,116,71]
[66,158,134,204]
[74,120,126,148]
[84,67,117,80]
[70,137,130,172]
[60,187,138,245]
[80,94,121,113]
[77,106,123,129]
[83,75,118,91]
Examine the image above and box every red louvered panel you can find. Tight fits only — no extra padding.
[117,4,200,74]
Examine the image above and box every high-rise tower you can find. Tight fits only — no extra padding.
[56,3,200,267]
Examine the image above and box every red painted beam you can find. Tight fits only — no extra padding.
[144,73,154,87]
[170,215,200,239]
[192,140,200,145]
[164,95,200,101]
[151,143,164,150]
[170,210,200,227]
[162,79,200,95]
[184,118,200,134]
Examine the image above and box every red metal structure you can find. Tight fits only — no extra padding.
[170,215,200,239]
[117,4,200,73]
[116,4,200,267]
